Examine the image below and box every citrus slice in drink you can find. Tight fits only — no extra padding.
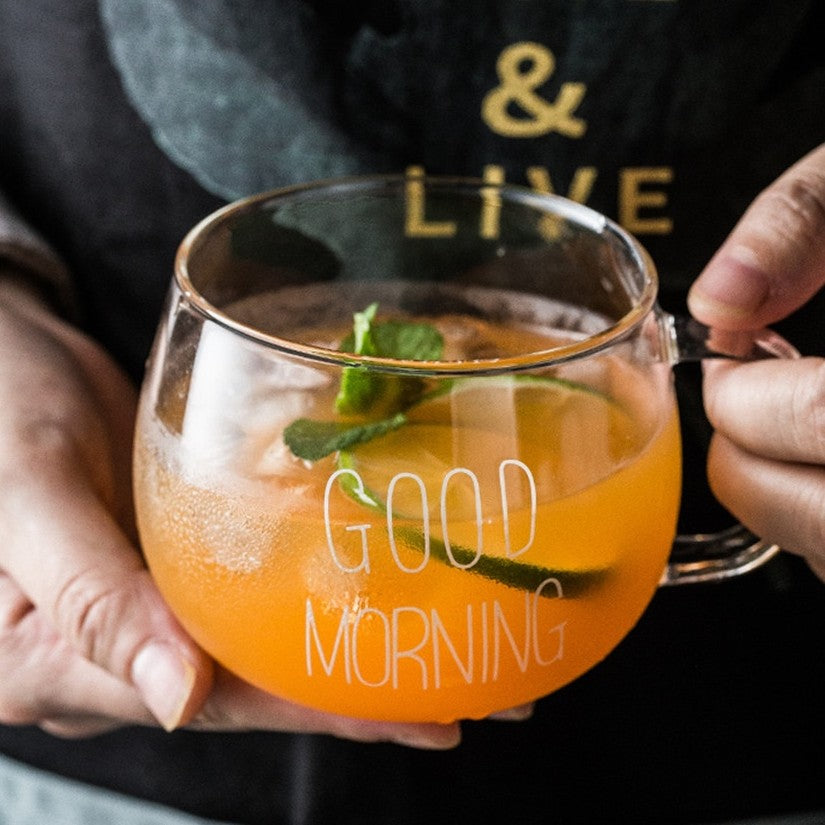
[342,374,635,511]
[336,375,629,595]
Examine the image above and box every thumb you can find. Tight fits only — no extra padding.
[688,143,825,329]
[3,472,213,730]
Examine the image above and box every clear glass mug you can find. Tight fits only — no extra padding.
[133,174,796,723]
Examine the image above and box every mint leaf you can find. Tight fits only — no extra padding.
[335,304,382,415]
[342,319,444,361]
[335,304,444,417]
[283,412,407,461]
[352,302,379,355]
[286,303,440,461]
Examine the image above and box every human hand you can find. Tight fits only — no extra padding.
[687,144,825,582]
[0,277,459,747]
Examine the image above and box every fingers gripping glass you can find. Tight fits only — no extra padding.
[134,176,796,723]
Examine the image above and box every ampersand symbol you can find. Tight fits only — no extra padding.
[481,42,587,139]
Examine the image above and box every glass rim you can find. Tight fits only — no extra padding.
[174,174,660,375]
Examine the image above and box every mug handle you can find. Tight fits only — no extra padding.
[658,314,800,585]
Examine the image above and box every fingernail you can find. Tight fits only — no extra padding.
[131,642,197,731]
[689,245,771,322]
[392,723,462,750]
[489,702,535,721]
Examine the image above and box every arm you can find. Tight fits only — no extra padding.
[688,143,825,582]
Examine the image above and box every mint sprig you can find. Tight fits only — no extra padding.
[335,302,444,416]
[283,304,609,597]
[284,303,444,460]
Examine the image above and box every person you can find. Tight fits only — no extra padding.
[1,1,824,823]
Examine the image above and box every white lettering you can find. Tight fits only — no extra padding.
[305,599,351,681]
[352,607,391,687]
[387,473,430,573]
[324,469,371,573]
[304,579,566,690]
[392,606,430,689]
[532,578,565,665]
[493,595,531,680]
[432,604,474,688]
[323,460,539,573]
[499,459,537,558]
[440,468,483,569]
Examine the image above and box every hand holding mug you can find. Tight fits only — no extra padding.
[689,143,825,582]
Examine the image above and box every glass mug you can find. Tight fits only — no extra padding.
[134,175,796,723]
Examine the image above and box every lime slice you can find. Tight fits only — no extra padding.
[337,375,614,597]
[344,374,631,513]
